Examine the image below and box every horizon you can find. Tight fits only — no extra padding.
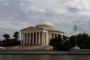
[0,0,90,39]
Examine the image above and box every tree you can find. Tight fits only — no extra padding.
[49,35,62,50]
[2,32,20,47]
[69,33,90,49]
[49,35,70,51]
[2,33,10,47]
[69,35,76,47]
[78,33,90,49]
[13,32,19,40]
[63,35,69,40]
[3,34,10,40]
[12,32,20,46]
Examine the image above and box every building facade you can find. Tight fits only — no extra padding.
[21,22,64,47]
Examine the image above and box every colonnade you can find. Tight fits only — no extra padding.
[21,32,63,46]
[49,33,63,40]
[21,32,48,46]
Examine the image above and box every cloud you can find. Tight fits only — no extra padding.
[0,0,90,39]
[67,0,90,15]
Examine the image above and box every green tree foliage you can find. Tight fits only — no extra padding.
[70,33,90,49]
[13,32,19,40]
[63,35,69,40]
[2,34,10,47]
[49,35,62,50]
[49,33,90,51]
[0,41,2,46]
[69,35,76,47]
[2,32,20,47]
[3,34,10,41]
[49,35,70,51]
[77,33,90,49]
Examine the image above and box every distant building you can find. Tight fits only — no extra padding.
[21,22,64,47]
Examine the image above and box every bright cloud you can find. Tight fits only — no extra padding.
[0,0,90,39]
[67,0,90,15]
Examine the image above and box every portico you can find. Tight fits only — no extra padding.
[21,22,64,46]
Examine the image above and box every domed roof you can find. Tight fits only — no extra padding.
[36,22,55,30]
[41,22,55,27]
[37,22,55,27]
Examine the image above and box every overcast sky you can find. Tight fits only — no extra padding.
[0,0,90,39]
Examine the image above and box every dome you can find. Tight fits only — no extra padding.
[37,22,55,27]
[36,22,55,30]
[41,22,54,27]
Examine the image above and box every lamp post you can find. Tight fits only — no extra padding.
[74,25,77,36]
[72,25,80,49]
[74,25,77,45]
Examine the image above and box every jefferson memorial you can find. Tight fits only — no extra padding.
[21,22,64,47]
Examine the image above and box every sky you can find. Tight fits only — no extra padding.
[0,0,90,39]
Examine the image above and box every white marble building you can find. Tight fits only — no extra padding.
[21,22,64,47]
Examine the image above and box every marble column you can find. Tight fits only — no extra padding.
[30,33,33,46]
[26,33,29,46]
[44,33,46,46]
[38,32,41,45]
[26,33,28,46]
[42,32,46,46]
[46,32,49,45]
[32,33,34,45]
[23,33,25,46]
[37,32,39,45]
[27,33,29,45]
[42,32,44,45]
[44,32,46,46]
[25,33,27,46]
[36,32,38,45]
[42,32,44,46]
[39,32,42,45]
[29,33,31,46]
[49,33,52,41]
[43,32,45,46]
